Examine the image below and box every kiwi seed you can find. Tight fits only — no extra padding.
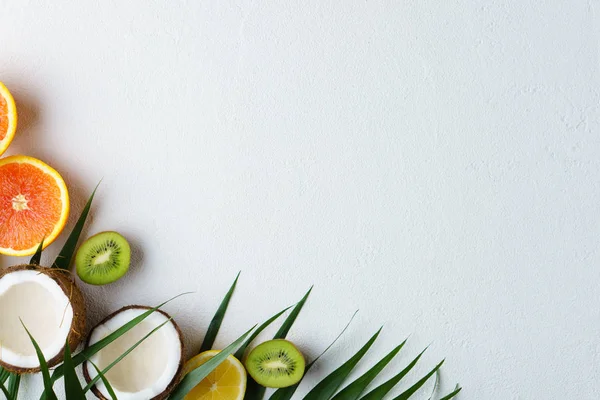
[75,231,131,285]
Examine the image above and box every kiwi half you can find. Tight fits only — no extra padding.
[245,339,306,388]
[75,231,131,285]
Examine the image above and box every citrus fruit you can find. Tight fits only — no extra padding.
[0,82,17,156]
[0,155,69,256]
[182,350,247,400]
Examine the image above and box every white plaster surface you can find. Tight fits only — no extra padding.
[1,1,599,398]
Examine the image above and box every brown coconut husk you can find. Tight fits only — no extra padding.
[0,264,86,374]
[83,305,185,400]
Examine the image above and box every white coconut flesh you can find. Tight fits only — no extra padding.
[0,270,74,368]
[86,308,182,400]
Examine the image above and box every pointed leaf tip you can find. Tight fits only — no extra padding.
[199,272,240,352]
[52,183,100,270]
[30,238,45,265]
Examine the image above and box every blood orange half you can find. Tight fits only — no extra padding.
[0,155,69,256]
[0,82,17,156]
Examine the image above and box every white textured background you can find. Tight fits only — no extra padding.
[1,1,599,399]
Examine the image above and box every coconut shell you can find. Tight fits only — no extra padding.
[0,264,86,374]
[83,305,185,400]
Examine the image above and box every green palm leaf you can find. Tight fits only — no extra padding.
[7,373,20,400]
[0,379,10,400]
[83,318,172,392]
[245,287,312,400]
[303,328,382,400]
[234,305,292,360]
[21,321,58,400]
[269,311,358,400]
[30,238,44,265]
[63,340,85,399]
[87,359,119,400]
[332,340,407,400]
[168,326,255,400]
[52,183,99,270]
[439,385,461,400]
[48,293,189,386]
[359,347,428,400]
[200,272,240,352]
[0,367,10,385]
[391,360,444,400]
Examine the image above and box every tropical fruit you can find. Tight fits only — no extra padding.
[183,350,247,400]
[0,82,17,156]
[83,306,184,400]
[245,339,305,388]
[0,264,86,373]
[0,155,69,256]
[76,231,131,285]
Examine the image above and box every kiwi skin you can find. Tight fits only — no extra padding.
[245,339,306,388]
[75,231,131,285]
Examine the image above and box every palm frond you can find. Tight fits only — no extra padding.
[29,238,44,265]
[359,347,428,400]
[62,340,85,399]
[200,272,240,352]
[332,340,406,400]
[7,373,20,400]
[303,328,382,400]
[168,326,256,400]
[392,360,444,400]
[87,360,118,400]
[52,183,99,270]
[439,385,462,400]
[269,311,357,400]
[21,321,58,400]
[246,287,312,400]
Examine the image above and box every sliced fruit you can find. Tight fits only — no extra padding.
[0,82,17,156]
[182,350,247,400]
[76,231,131,285]
[0,155,69,256]
[245,339,305,388]
[83,306,184,400]
[0,264,86,373]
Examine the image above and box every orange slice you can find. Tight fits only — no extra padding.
[0,155,69,256]
[0,82,17,156]
[183,350,247,400]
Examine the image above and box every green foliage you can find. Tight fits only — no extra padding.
[4,235,459,400]
[83,318,173,392]
[21,322,57,400]
[332,341,406,400]
[245,287,313,400]
[200,272,240,352]
[62,341,85,399]
[87,360,118,400]
[392,360,444,400]
[269,311,358,400]
[234,306,292,360]
[52,183,99,270]
[7,373,20,400]
[29,238,44,265]
[168,326,255,400]
[439,385,462,400]
[359,347,428,400]
[304,328,382,400]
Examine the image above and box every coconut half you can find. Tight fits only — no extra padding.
[0,264,86,373]
[83,306,184,400]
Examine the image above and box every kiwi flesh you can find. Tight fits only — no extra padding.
[75,231,131,285]
[245,339,306,388]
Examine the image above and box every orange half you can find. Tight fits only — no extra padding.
[0,155,69,256]
[0,82,17,156]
